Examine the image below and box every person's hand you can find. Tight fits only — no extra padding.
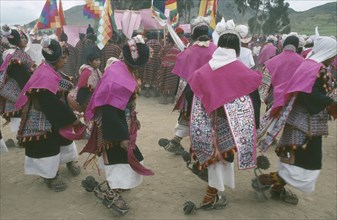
[327,101,337,119]
[72,118,84,127]
[120,140,129,151]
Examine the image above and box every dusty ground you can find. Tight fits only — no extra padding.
[0,95,336,220]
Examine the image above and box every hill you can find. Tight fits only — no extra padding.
[288,2,337,35]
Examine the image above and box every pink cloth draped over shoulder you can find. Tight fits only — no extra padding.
[272,59,322,109]
[15,63,61,109]
[172,43,217,80]
[265,50,305,107]
[85,61,137,120]
[85,60,154,176]
[258,44,277,65]
[189,60,262,114]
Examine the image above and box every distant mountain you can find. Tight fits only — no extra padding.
[26,1,337,36]
[288,2,337,35]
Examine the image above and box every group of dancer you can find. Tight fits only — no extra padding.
[0,14,336,216]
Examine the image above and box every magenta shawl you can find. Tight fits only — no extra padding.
[15,63,61,109]
[258,44,277,65]
[265,50,304,107]
[189,60,262,114]
[273,59,323,109]
[172,43,217,80]
[85,60,137,121]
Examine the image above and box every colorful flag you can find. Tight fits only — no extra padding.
[83,0,105,19]
[198,0,218,29]
[96,0,113,50]
[151,0,167,26]
[165,0,178,28]
[56,0,66,39]
[32,0,61,33]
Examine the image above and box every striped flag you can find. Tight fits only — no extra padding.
[32,0,61,33]
[83,0,105,19]
[165,0,179,28]
[56,0,66,39]
[96,0,113,50]
[198,0,218,29]
[151,0,167,26]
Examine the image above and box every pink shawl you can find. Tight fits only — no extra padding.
[273,59,323,109]
[172,43,217,80]
[15,63,61,109]
[258,44,277,65]
[85,61,137,121]
[265,50,304,107]
[189,60,262,113]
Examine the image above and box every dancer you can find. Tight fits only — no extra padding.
[15,36,83,192]
[80,35,153,216]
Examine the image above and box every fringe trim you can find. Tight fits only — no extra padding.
[192,148,237,171]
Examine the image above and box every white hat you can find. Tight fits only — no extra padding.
[212,18,238,45]
[235,25,252,43]
[266,35,277,43]
[306,36,337,63]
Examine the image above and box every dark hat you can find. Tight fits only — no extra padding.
[283,35,299,50]
[122,35,149,68]
[86,49,101,63]
[79,33,85,40]
[86,24,94,35]
[60,31,68,42]
[217,33,241,56]
[86,33,97,42]
[41,35,62,63]
[1,25,26,46]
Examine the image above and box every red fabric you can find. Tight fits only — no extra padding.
[77,68,91,88]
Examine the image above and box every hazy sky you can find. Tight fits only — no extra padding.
[0,0,336,25]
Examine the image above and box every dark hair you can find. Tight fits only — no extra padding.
[191,25,209,41]
[283,35,299,50]
[60,31,68,42]
[86,50,101,63]
[122,43,150,68]
[7,29,21,46]
[42,39,63,63]
[217,33,241,56]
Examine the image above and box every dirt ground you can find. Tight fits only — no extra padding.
[0,95,336,220]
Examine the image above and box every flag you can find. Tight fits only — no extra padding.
[96,0,113,50]
[32,0,61,33]
[83,0,105,19]
[198,0,218,29]
[165,0,178,28]
[56,0,66,39]
[151,0,167,26]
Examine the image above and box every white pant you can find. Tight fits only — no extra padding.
[25,142,78,178]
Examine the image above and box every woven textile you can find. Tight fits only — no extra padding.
[286,103,329,136]
[258,96,296,152]
[173,78,187,111]
[258,67,272,104]
[190,96,235,165]
[279,124,307,146]
[223,95,256,170]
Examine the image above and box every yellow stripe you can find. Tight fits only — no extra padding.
[198,0,208,16]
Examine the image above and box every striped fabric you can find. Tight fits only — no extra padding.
[141,39,162,86]
[99,43,122,72]
[61,43,78,79]
[157,44,180,95]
